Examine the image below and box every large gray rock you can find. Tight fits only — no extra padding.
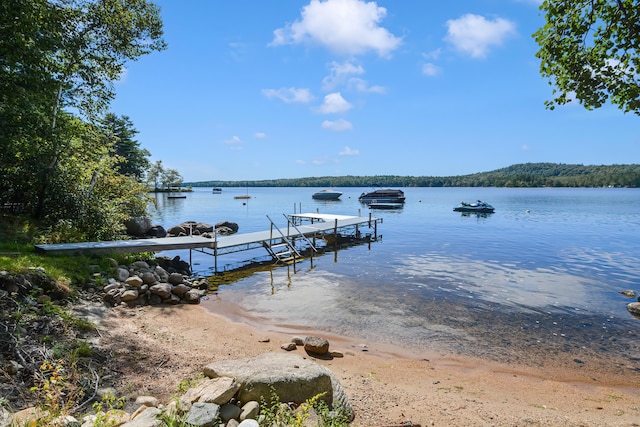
[184,402,220,427]
[121,406,162,427]
[181,377,240,407]
[202,353,353,420]
[125,217,153,236]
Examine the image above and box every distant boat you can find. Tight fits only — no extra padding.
[168,195,186,199]
[359,189,405,204]
[368,201,404,210]
[212,187,222,194]
[312,189,343,200]
[234,183,251,199]
[453,200,495,213]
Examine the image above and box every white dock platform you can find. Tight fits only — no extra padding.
[35,213,381,260]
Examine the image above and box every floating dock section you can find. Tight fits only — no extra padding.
[35,212,382,273]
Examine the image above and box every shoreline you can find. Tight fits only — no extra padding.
[101,300,640,426]
[201,295,640,387]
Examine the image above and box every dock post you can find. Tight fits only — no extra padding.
[269,222,273,245]
[214,232,218,273]
[374,217,377,240]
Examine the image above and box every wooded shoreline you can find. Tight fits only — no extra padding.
[185,162,640,189]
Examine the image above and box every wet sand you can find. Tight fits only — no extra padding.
[101,300,640,427]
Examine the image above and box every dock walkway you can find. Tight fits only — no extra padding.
[35,212,382,272]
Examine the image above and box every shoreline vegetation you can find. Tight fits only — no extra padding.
[149,187,193,193]
[184,162,640,189]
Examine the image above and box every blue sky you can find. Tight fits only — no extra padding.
[111,0,639,182]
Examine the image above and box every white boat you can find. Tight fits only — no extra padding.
[212,187,222,194]
[312,189,343,200]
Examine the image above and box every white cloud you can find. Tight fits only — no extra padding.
[318,92,353,114]
[323,60,364,90]
[445,14,516,58]
[262,87,314,103]
[270,0,402,57]
[347,77,386,93]
[422,63,442,76]
[521,144,530,151]
[296,159,306,164]
[254,132,266,138]
[322,61,385,93]
[322,119,353,131]
[339,146,360,156]
[224,136,241,145]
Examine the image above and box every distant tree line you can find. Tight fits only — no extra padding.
[185,163,640,189]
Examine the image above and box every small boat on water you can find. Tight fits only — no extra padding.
[168,195,187,199]
[453,200,495,213]
[312,189,343,200]
[359,189,405,204]
[212,187,222,194]
[368,201,404,210]
[234,183,251,199]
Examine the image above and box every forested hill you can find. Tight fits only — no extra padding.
[185,163,640,188]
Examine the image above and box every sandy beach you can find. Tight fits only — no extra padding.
[99,301,640,427]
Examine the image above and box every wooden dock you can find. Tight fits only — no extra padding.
[35,212,382,273]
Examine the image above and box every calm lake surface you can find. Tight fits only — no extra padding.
[149,187,640,374]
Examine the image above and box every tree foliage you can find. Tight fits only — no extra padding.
[146,160,183,190]
[534,0,640,115]
[101,113,150,181]
[0,0,166,240]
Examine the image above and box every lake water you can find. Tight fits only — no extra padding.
[149,187,640,377]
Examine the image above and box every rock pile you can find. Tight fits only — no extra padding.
[125,217,239,239]
[100,258,208,307]
[6,353,354,427]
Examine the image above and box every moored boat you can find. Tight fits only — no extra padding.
[453,200,495,213]
[212,187,222,194]
[312,189,343,200]
[359,189,405,204]
[368,201,404,210]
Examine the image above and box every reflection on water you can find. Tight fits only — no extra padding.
[152,187,640,376]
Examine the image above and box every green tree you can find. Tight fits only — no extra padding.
[0,0,166,239]
[162,169,183,190]
[146,160,164,190]
[101,113,150,181]
[534,0,640,115]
